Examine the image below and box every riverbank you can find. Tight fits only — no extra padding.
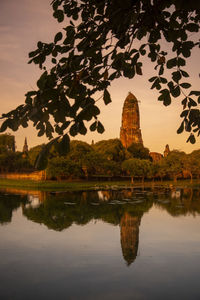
[0,178,200,192]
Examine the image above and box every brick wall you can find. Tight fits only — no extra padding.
[0,171,46,181]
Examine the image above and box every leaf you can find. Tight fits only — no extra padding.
[136,64,142,75]
[109,72,117,81]
[53,10,64,23]
[58,134,70,156]
[188,97,197,108]
[34,147,48,170]
[181,47,191,58]
[177,122,184,134]
[180,110,189,117]
[160,77,167,84]
[181,97,187,109]
[171,85,180,98]
[69,123,78,136]
[29,49,40,58]
[0,120,9,132]
[166,58,177,69]
[180,83,191,89]
[90,121,97,131]
[37,71,47,89]
[97,121,105,134]
[60,121,71,131]
[180,70,189,77]
[132,53,140,65]
[159,65,164,75]
[189,91,200,96]
[187,134,196,144]
[103,89,112,105]
[186,23,199,32]
[54,32,63,44]
[172,71,181,83]
[37,41,43,49]
[177,57,185,67]
[158,89,171,106]
[21,118,28,128]
[103,69,108,80]
[78,121,87,135]
[157,56,165,65]
[149,76,157,82]
[38,129,45,137]
[123,64,135,78]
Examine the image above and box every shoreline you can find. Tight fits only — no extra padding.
[0,178,200,192]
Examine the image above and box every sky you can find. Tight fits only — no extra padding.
[0,0,199,154]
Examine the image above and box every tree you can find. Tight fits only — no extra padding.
[0,151,31,173]
[28,144,44,167]
[0,134,15,154]
[93,139,125,161]
[164,150,186,181]
[147,162,160,182]
[127,142,150,160]
[100,160,122,177]
[67,140,93,162]
[122,158,151,183]
[79,151,105,177]
[0,1,200,169]
[156,160,167,181]
[188,150,200,179]
[46,157,83,180]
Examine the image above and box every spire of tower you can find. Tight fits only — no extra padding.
[23,137,28,153]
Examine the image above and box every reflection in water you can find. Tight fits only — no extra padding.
[0,187,200,266]
[120,212,140,266]
[0,190,27,224]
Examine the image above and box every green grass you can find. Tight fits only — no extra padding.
[0,178,131,191]
[0,178,200,192]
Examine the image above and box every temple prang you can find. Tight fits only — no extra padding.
[164,144,170,157]
[23,137,28,153]
[120,92,143,148]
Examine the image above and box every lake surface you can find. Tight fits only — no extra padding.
[0,186,200,299]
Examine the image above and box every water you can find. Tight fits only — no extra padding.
[0,187,200,299]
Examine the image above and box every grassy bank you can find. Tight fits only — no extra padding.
[0,178,200,192]
[0,178,132,191]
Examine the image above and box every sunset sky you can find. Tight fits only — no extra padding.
[0,0,199,154]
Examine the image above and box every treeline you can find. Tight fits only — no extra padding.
[0,134,200,182]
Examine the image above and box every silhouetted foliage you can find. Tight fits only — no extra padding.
[1,1,199,169]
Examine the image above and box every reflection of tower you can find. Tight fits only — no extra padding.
[120,212,141,266]
[120,92,143,148]
[164,144,170,157]
[23,137,28,153]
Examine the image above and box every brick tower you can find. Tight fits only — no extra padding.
[120,92,143,148]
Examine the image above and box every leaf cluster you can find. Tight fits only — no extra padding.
[1,0,200,167]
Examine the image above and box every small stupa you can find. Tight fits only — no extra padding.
[23,137,28,153]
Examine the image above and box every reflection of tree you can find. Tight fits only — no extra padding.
[155,188,200,217]
[120,212,141,266]
[0,192,27,224]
